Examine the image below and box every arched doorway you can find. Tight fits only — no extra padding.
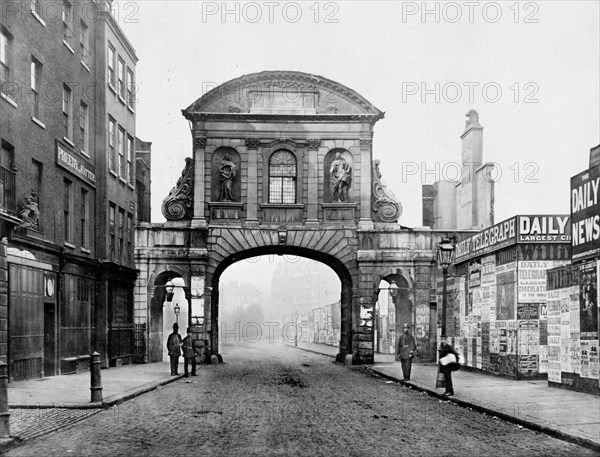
[148,271,190,363]
[207,246,354,362]
[375,273,412,355]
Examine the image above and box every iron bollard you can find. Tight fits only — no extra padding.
[0,362,10,438]
[90,352,103,403]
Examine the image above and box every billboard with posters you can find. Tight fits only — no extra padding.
[571,165,600,262]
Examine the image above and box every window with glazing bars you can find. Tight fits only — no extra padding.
[269,150,296,204]
[1,29,12,90]
[62,1,73,46]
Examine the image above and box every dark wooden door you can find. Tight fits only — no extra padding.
[44,303,56,376]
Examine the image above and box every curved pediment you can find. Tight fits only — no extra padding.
[183,71,384,120]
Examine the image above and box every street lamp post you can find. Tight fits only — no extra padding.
[437,237,456,338]
[174,303,180,325]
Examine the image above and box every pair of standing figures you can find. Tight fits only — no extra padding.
[167,323,201,377]
[396,324,459,396]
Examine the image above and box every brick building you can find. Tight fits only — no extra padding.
[0,0,138,380]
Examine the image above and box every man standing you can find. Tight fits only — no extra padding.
[182,327,198,377]
[396,323,417,381]
[167,323,182,375]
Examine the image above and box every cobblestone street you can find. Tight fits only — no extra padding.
[5,343,597,457]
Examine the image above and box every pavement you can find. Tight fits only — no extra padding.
[291,341,600,453]
[1,361,183,449]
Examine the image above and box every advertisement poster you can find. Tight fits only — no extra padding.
[579,261,599,340]
[472,288,482,321]
[457,276,466,322]
[518,260,554,303]
[560,315,571,372]
[481,283,491,323]
[476,337,482,369]
[517,303,539,320]
[539,320,548,345]
[500,322,517,355]
[540,303,548,319]
[469,260,482,288]
[490,323,500,354]
[579,340,599,379]
[518,320,540,356]
[519,354,538,373]
[570,331,581,374]
[548,361,562,383]
[547,289,561,347]
[496,262,517,320]
[539,346,548,373]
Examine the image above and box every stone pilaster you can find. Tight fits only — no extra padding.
[245,138,260,224]
[306,139,321,225]
[192,136,207,228]
[358,138,374,230]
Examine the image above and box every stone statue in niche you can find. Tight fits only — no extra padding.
[329,152,352,202]
[18,192,40,230]
[218,154,237,201]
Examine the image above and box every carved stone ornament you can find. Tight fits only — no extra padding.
[161,158,194,220]
[194,137,207,149]
[464,109,481,130]
[18,192,40,231]
[245,138,261,149]
[306,138,321,150]
[372,159,402,223]
[360,138,372,148]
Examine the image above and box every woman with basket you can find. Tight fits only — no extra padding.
[438,341,461,397]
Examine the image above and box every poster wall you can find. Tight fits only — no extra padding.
[546,263,600,393]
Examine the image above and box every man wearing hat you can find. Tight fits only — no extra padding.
[167,323,182,375]
[396,323,417,381]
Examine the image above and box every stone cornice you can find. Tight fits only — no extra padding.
[182,112,383,123]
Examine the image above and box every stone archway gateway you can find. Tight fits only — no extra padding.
[135,71,444,364]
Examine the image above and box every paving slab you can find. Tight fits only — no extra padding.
[7,362,182,408]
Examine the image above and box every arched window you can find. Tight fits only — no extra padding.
[269,150,296,204]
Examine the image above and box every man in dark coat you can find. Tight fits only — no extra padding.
[167,323,182,375]
[396,323,417,381]
[182,327,199,377]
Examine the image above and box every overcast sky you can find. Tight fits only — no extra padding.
[120,1,599,227]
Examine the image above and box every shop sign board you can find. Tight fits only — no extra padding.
[455,215,571,263]
[571,165,600,262]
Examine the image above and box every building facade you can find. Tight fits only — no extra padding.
[0,0,138,380]
[93,2,138,368]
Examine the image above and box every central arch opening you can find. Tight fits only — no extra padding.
[210,246,354,361]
